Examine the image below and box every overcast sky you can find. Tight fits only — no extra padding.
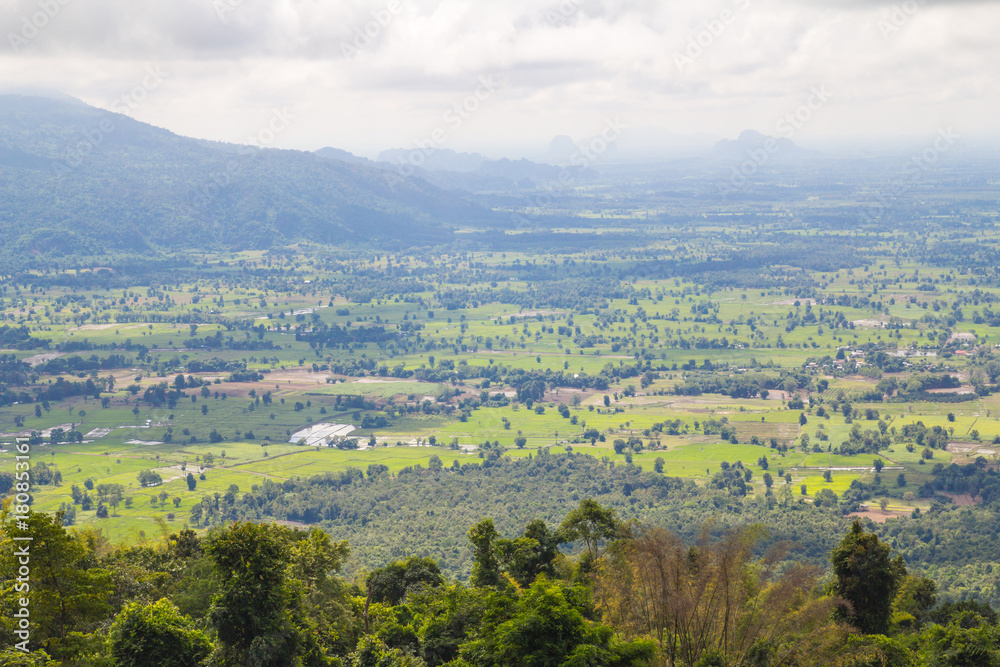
[2,0,996,159]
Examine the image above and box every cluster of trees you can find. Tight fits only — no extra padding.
[176,451,1000,608]
[5,499,998,666]
[187,452,693,576]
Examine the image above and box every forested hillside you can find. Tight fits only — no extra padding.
[4,500,999,666]
[0,94,496,267]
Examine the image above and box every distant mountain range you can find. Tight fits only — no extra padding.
[317,146,596,193]
[0,92,821,265]
[0,94,498,261]
[712,129,817,162]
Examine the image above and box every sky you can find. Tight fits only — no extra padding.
[2,0,997,160]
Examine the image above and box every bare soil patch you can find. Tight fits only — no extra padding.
[544,387,596,403]
[354,377,421,384]
[24,352,65,366]
[850,508,908,524]
[939,491,979,506]
[768,298,816,306]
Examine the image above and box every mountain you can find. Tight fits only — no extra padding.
[712,129,816,162]
[314,146,374,166]
[377,147,486,172]
[370,147,596,194]
[0,94,498,262]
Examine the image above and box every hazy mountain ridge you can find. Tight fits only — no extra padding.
[359,147,597,193]
[0,94,498,260]
[712,129,817,162]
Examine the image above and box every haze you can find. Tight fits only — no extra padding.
[3,0,997,159]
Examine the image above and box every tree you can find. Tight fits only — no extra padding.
[831,519,907,634]
[497,519,564,588]
[0,510,112,649]
[924,623,1000,667]
[514,436,527,449]
[472,578,656,666]
[874,459,884,473]
[597,523,836,667]
[560,498,621,571]
[894,575,937,628]
[204,522,302,666]
[186,473,196,491]
[109,598,212,667]
[366,555,445,606]
[468,518,504,588]
[654,457,664,473]
[138,470,162,487]
[350,635,425,667]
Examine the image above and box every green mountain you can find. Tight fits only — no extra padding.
[0,94,496,261]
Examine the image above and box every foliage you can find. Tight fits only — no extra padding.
[832,519,908,635]
[108,598,212,667]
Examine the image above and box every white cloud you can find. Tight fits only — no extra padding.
[1,0,996,156]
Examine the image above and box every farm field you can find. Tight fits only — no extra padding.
[4,223,999,543]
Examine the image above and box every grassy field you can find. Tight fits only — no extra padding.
[3,239,999,543]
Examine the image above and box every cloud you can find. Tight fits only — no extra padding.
[1,0,997,154]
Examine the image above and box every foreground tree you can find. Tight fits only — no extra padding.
[468,518,504,588]
[204,521,329,666]
[559,498,622,573]
[597,523,838,667]
[831,519,907,635]
[366,555,445,606]
[462,577,655,666]
[0,508,112,658]
[109,598,212,667]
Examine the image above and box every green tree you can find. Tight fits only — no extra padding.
[288,528,358,658]
[108,598,212,667]
[831,519,907,634]
[349,635,425,667]
[137,469,162,487]
[468,518,504,588]
[366,555,445,606]
[464,578,655,666]
[497,519,564,588]
[204,522,299,666]
[838,634,917,667]
[186,473,196,491]
[893,575,937,629]
[0,510,112,652]
[560,499,621,571]
[923,623,1000,667]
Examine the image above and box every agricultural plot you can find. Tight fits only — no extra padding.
[3,223,1000,543]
